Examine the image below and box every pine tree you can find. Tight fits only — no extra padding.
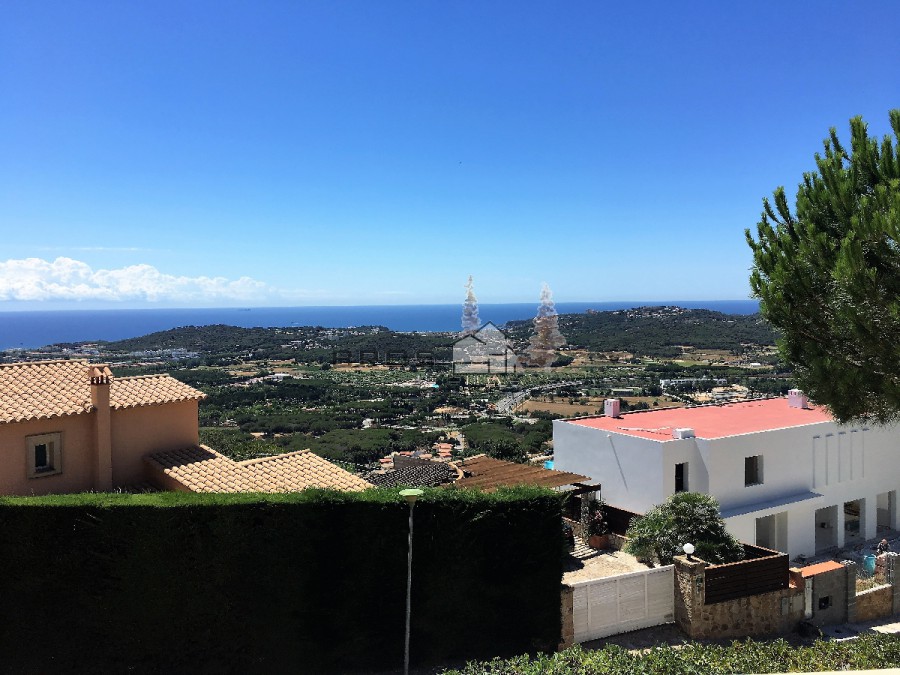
[525,283,566,368]
[746,110,900,423]
[460,275,480,336]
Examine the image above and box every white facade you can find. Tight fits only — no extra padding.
[553,399,900,558]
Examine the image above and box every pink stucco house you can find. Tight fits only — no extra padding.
[0,359,206,495]
[0,359,372,496]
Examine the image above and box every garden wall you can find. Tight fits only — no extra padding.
[0,487,563,673]
[856,585,894,623]
[674,555,804,639]
[703,545,789,604]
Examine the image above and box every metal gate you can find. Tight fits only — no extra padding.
[571,565,674,642]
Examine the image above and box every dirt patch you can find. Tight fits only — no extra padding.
[520,396,683,417]
[519,399,598,416]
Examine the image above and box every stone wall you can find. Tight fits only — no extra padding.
[674,555,804,640]
[856,585,894,623]
[808,564,849,627]
[559,585,574,649]
[851,553,900,623]
[606,532,628,551]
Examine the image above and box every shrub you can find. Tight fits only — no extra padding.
[624,492,744,565]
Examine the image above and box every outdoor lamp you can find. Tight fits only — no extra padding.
[400,488,424,504]
[683,543,695,561]
[399,488,424,675]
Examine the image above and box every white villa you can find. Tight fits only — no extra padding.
[553,392,900,559]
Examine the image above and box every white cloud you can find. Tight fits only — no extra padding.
[0,257,279,304]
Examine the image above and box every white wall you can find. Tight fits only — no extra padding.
[704,426,823,513]
[553,420,665,514]
[554,415,900,558]
[662,438,709,496]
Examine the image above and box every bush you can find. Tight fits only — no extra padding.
[0,487,563,673]
[624,492,744,565]
[442,635,900,674]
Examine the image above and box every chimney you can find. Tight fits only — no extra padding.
[788,389,809,409]
[89,365,114,490]
[604,399,621,418]
[673,428,695,439]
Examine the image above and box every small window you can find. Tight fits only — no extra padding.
[675,462,688,492]
[818,596,831,610]
[27,433,62,478]
[745,455,763,486]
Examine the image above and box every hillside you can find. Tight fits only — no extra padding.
[504,306,776,357]
[82,324,454,363]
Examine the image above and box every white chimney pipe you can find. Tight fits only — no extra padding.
[788,389,809,409]
[604,399,621,418]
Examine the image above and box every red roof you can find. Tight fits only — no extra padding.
[800,560,843,577]
[567,398,833,441]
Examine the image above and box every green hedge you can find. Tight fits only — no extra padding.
[0,487,563,673]
[443,636,900,674]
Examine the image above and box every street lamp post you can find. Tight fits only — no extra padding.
[400,488,424,675]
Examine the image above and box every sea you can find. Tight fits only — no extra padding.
[0,300,760,350]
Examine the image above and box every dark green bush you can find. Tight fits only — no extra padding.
[444,636,900,674]
[624,492,744,565]
[0,487,562,673]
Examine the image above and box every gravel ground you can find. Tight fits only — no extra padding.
[563,548,652,584]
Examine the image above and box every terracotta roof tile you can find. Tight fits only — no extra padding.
[110,374,205,409]
[145,446,372,493]
[0,359,205,425]
[0,360,95,423]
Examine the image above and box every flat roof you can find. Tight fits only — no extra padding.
[566,398,834,441]
[800,560,844,578]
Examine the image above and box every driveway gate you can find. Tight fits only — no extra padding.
[571,565,674,642]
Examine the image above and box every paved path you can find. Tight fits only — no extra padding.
[822,615,900,640]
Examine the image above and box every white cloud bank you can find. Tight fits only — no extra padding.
[0,257,277,304]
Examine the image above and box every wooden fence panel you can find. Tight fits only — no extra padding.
[741,543,782,560]
[704,553,789,604]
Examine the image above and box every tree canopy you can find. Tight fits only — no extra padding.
[746,110,900,423]
[624,492,744,565]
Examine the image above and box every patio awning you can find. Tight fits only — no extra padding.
[720,491,824,519]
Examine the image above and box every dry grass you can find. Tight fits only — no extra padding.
[518,396,684,416]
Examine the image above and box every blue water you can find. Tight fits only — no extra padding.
[0,300,759,350]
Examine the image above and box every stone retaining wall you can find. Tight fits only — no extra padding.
[855,584,894,623]
[559,585,574,649]
[674,555,804,640]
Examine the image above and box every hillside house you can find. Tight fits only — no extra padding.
[0,360,370,496]
[145,446,372,492]
[0,360,204,495]
[553,393,900,558]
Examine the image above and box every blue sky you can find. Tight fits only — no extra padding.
[2,1,898,308]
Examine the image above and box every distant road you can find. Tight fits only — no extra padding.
[497,380,583,414]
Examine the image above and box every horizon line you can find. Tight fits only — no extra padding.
[0,299,759,313]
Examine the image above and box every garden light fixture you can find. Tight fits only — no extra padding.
[400,489,424,675]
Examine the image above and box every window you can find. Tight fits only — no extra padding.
[27,433,62,478]
[745,455,763,486]
[675,462,688,492]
